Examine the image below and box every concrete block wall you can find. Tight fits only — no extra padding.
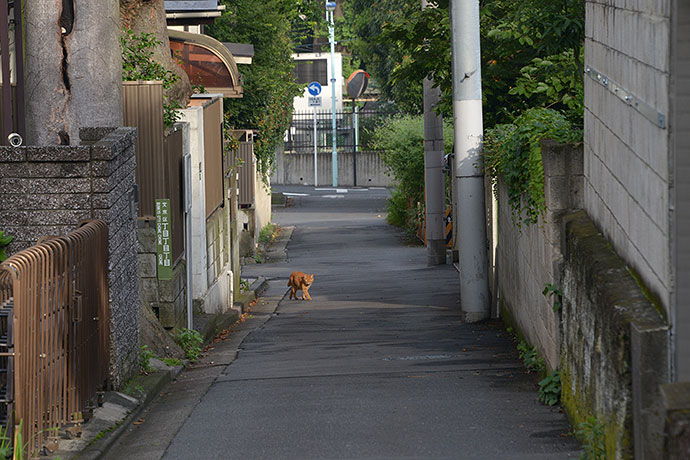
[271,150,393,187]
[495,141,583,370]
[584,0,672,313]
[0,127,140,388]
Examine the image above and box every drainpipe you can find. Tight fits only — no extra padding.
[450,0,490,321]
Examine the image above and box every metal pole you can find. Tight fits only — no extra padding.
[422,0,446,266]
[352,99,357,186]
[329,9,338,186]
[314,106,318,186]
[450,0,490,322]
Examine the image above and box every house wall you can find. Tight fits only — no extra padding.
[584,0,672,314]
[179,95,234,315]
[293,52,343,112]
[179,105,209,301]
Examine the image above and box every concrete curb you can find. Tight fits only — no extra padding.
[199,310,240,345]
[68,365,183,460]
[264,226,294,263]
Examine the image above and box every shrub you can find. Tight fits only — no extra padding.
[371,115,453,234]
[0,231,13,262]
[484,108,582,227]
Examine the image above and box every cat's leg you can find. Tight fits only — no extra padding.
[289,285,296,300]
[303,286,311,300]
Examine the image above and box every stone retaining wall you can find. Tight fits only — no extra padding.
[494,140,668,458]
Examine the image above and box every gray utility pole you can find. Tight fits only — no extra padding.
[450,0,490,322]
[422,2,446,266]
[24,0,123,145]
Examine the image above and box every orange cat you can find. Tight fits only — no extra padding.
[288,271,314,300]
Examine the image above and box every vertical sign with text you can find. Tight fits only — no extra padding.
[155,199,173,280]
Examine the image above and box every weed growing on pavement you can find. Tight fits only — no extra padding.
[258,223,278,245]
[162,357,184,367]
[174,328,203,362]
[239,279,250,293]
[538,369,561,405]
[122,380,145,399]
[139,345,155,374]
[576,416,605,460]
[0,423,12,458]
[542,283,563,312]
[517,340,545,374]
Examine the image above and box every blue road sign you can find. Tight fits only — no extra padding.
[308,81,322,96]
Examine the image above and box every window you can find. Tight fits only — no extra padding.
[294,59,328,85]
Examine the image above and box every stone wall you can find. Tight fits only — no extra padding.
[584,0,672,313]
[0,127,140,387]
[493,139,668,458]
[138,226,187,329]
[496,141,583,370]
[661,382,690,459]
[560,211,668,460]
[271,148,393,187]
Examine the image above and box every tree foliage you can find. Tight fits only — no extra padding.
[121,29,182,127]
[345,0,584,128]
[341,0,423,114]
[207,0,323,180]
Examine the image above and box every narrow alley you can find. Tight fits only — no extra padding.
[107,186,580,459]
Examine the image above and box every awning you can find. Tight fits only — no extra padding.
[168,29,243,98]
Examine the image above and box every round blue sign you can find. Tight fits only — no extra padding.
[308,81,322,96]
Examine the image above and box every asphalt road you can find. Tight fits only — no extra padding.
[160,185,581,459]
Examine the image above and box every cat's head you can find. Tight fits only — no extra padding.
[304,274,314,286]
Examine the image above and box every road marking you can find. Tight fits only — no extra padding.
[282,192,309,197]
[336,188,348,193]
[315,188,336,191]
[322,195,345,199]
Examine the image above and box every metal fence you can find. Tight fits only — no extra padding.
[0,220,110,455]
[123,82,186,262]
[285,109,388,154]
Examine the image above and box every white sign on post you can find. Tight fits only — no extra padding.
[308,82,322,187]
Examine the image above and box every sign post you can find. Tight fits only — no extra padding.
[155,198,173,280]
[346,70,370,187]
[308,81,322,187]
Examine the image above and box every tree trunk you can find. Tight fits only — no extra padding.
[120,0,191,108]
[25,0,124,146]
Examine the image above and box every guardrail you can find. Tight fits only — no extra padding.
[0,220,110,455]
